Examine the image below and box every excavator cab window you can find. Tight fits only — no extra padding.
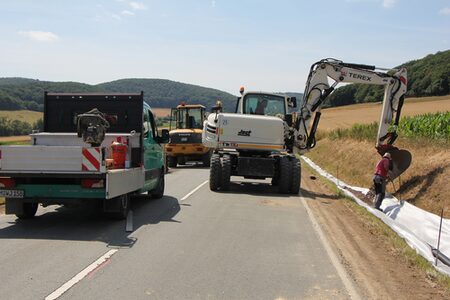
[243,94,286,116]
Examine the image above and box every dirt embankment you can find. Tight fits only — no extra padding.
[302,167,450,299]
[306,137,450,218]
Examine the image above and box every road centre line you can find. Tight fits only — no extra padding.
[45,249,118,300]
[44,180,209,299]
[180,180,209,201]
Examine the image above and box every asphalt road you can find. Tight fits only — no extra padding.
[0,165,356,300]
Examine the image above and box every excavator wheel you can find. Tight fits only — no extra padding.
[202,150,212,167]
[210,153,222,191]
[278,156,291,194]
[220,154,231,191]
[383,148,412,180]
[290,157,301,195]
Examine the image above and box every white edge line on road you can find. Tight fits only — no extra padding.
[180,180,209,201]
[300,198,361,300]
[45,249,118,300]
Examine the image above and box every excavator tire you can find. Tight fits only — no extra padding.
[290,157,301,194]
[220,154,231,191]
[177,156,186,166]
[202,150,212,167]
[210,153,222,191]
[278,156,291,194]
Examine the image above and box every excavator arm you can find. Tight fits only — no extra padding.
[294,58,410,178]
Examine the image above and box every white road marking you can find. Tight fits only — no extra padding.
[45,249,118,300]
[301,197,362,300]
[44,180,209,299]
[126,210,133,232]
[180,180,209,201]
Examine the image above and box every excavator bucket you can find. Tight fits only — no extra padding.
[386,149,412,180]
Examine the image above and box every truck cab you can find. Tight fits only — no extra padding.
[0,92,168,219]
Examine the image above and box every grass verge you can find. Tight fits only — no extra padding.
[302,158,450,291]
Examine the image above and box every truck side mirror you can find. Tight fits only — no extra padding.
[288,97,297,108]
[157,129,170,144]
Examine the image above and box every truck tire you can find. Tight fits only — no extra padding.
[220,154,231,191]
[278,156,291,194]
[290,157,301,194]
[151,169,165,199]
[202,150,211,167]
[210,153,222,191]
[106,193,129,220]
[168,156,177,168]
[16,202,38,219]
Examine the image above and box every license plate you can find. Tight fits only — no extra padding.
[0,189,24,198]
[180,137,188,142]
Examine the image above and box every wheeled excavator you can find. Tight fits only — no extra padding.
[202,58,412,193]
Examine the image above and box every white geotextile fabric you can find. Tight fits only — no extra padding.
[301,156,450,276]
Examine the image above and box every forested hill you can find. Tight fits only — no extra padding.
[97,79,236,111]
[325,50,450,108]
[0,78,237,112]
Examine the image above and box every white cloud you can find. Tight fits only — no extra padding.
[439,7,450,15]
[121,10,135,16]
[18,30,59,42]
[382,0,396,8]
[129,1,146,10]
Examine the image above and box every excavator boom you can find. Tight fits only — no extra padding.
[295,58,411,179]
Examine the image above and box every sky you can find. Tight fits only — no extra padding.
[0,0,449,95]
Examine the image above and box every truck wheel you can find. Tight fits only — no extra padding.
[278,156,291,194]
[210,153,222,191]
[202,151,212,167]
[177,156,186,165]
[151,170,165,199]
[16,202,38,219]
[290,157,301,194]
[168,156,177,168]
[107,193,129,220]
[220,154,231,191]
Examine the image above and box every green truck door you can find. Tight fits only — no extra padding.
[143,109,163,191]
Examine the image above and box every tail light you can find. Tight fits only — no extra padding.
[81,179,104,188]
[0,178,15,188]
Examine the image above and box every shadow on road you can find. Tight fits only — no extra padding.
[219,181,298,198]
[0,195,181,248]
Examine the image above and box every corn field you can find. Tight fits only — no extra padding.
[398,112,450,140]
[326,111,450,142]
